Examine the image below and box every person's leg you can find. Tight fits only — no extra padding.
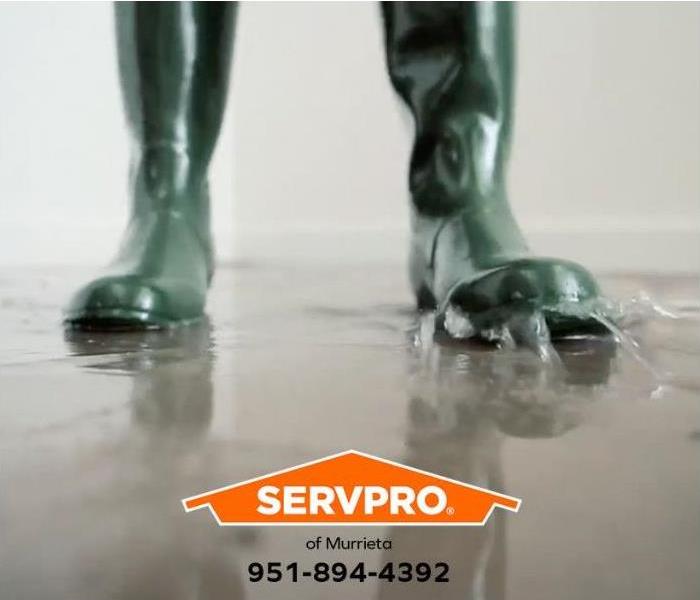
[381,1,603,336]
[64,2,237,329]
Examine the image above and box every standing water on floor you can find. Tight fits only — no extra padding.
[0,265,698,599]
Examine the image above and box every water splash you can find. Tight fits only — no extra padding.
[620,291,683,322]
[419,287,700,395]
[413,311,436,350]
[443,304,561,365]
[406,318,608,442]
[505,309,562,367]
[439,292,693,384]
[444,304,475,339]
[589,310,665,382]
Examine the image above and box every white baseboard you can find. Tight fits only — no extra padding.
[1,221,698,274]
[528,228,700,274]
[232,223,700,275]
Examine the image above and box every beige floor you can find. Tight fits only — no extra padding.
[1,264,699,599]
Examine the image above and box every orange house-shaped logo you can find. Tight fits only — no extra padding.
[182,450,521,526]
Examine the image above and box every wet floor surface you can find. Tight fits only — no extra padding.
[1,264,699,599]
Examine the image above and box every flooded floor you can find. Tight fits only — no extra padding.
[1,263,699,599]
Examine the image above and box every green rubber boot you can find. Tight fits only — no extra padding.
[64,2,236,330]
[382,2,605,337]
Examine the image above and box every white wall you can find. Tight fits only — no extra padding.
[0,2,698,272]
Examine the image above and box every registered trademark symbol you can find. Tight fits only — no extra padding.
[446,506,455,516]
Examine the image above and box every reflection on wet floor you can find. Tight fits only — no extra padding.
[0,265,699,599]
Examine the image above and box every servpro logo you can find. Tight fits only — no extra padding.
[182,450,521,526]
[256,483,448,517]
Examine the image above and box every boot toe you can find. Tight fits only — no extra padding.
[64,275,202,330]
[447,258,606,336]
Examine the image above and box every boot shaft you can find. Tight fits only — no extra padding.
[382,2,515,216]
[115,2,237,194]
